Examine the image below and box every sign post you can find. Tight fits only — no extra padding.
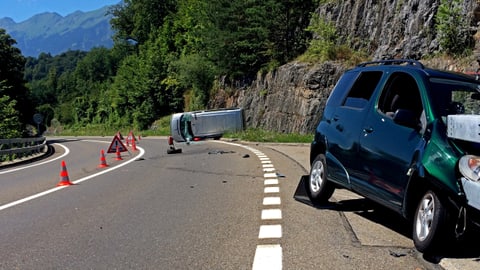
[33,113,44,135]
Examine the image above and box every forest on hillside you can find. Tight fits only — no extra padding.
[0,0,472,138]
[5,0,317,136]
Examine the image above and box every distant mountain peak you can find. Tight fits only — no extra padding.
[31,11,63,18]
[0,17,15,23]
[0,5,114,57]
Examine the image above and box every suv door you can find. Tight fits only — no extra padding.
[356,71,426,211]
[325,71,383,187]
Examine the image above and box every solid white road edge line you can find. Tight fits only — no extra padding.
[0,143,144,211]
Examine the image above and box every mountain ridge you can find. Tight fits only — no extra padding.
[0,6,115,57]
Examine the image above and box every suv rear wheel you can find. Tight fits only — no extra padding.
[308,154,335,204]
[413,190,449,253]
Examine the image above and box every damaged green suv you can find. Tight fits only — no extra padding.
[309,59,480,253]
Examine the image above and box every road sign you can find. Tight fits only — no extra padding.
[33,113,44,124]
[107,135,128,153]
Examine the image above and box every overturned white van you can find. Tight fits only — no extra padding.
[170,108,244,142]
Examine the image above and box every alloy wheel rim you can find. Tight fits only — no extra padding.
[310,161,324,193]
[415,193,434,241]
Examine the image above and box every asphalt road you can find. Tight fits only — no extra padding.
[0,137,450,269]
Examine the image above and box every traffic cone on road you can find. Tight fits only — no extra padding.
[97,149,108,168]
[131,136,138,151]
[57,160,73,186]
[115,147,123,160]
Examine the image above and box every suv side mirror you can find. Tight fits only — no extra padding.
[393,109,419,129]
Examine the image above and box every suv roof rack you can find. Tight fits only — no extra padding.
[357,59,425,69]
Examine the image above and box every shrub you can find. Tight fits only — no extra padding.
[435,0,474,56]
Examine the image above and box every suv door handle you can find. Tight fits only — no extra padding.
[363,127,374,133]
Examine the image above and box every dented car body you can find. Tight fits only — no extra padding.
[170,108,244,142]
[308,59,480,253]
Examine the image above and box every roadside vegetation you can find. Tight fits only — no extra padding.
[53,114,313,143]
[299,12,368,65]
[224,129,313,143]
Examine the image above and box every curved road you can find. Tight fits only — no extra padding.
[0,137,442,269]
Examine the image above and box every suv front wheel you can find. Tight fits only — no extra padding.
[413,190,450,253]
[308,154,335,204]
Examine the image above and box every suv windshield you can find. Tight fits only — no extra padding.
[428,78,480,122]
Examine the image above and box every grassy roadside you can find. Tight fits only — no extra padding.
[223,128,313,143]
[50,115,313,143]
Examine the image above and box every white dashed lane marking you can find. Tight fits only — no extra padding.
[263,197,281,205]
[261,209,282,220]
[259,225,282,239]
[213,141,283,270]
[252,245,282,270]
[264,179,279,185]
[264,187,280,193]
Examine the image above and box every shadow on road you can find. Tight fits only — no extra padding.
[293,175,480,263]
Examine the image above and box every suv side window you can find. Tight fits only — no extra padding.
[342,71,382,109]
[378,73,423,118]
[378,72,425,131]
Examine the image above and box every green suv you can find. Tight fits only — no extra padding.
[309,59,480,253]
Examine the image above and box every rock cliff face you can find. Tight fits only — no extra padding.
[210,0,480,134]
[210,62,346,134]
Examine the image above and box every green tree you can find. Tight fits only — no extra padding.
[109,0,177,45]
[108,31,175,129]
[204,0,315,80]
[169,54,216,110]
[26,50,88,123]
[269,0,315,64]
[74,47,116,82]
[0,83,21,138]
[0,28,32,134]
[304,13,337,61]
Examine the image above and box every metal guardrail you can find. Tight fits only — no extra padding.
[0,137,47,162]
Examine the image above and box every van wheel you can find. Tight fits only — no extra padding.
[308,154,335,204]
[413,190,449,253]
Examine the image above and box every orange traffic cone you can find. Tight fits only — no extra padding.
[131,136,138,151]
[57,160,74,186]
[98,149,108,168]
[115,147,123,160]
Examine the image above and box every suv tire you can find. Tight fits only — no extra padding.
[413,190,449,253]
[308,154,335,204]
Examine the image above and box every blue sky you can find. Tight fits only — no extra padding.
[0,0,121,22]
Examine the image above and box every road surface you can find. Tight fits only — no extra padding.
[0,137,453,269]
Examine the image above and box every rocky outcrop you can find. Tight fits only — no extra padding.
[210,0,480,134]
[210,62,346,134]
[320,0,479,60]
